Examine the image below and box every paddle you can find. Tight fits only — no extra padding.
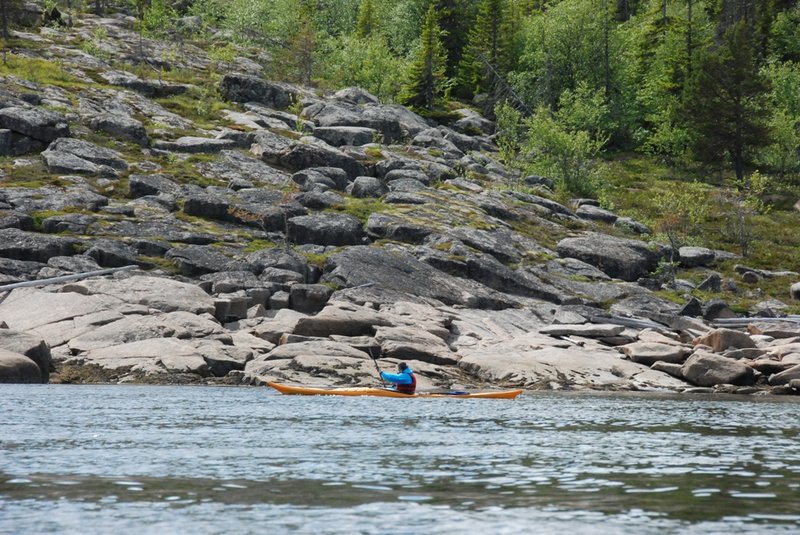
[367,347,387,387]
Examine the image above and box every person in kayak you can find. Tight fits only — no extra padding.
[380,362,416,394]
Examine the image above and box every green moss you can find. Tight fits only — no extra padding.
[301,251,335,268]
[242,239,280,253]
[139,255,181,274]
[329,197,387,224]
[157,153,222,187]
[364,146,385,161]
[0,55,85,88]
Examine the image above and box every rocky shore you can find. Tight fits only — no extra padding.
[1,11,799,395]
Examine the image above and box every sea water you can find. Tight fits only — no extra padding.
[1,384,799,534]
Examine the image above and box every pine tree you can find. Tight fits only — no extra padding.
[436,0,476,78]
[398,4,449,110]
[682,21,770,182]
[457,0,506,97]
[355,0,376,38]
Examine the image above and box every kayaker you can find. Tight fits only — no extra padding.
[380,362,416,394]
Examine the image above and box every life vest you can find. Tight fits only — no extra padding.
[396,372,416,394]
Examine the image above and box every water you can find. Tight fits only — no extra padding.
[1,385,799,534]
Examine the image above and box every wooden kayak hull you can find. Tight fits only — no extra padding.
[266,381,523,399]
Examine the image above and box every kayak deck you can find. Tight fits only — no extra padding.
[266,381,523,399]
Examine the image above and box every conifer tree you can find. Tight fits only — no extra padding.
[398,4,449,110]
[355,0,376,38]
[457,0,506,97]
[682,20,770,182]
[436,0,476,78]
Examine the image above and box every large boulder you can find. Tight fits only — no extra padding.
[246,248,311,281]
[292,302,393,337]
[67,311,225,353]
[291,167,349,192]
[88,113,149,146]
[281,138,365,178]
[287,213,365,246]
[198,150,291,187]
[556,233,663,282]
[219,74,299,109]
[458,340,688,390]
[86,240,145,268]
[289,284,334,314]
[768,364,800,386]
[374,326,459,365]
[679,246,717,268]
[128,174,181,198]
[366,213,431,244]
[312,126,376,147]
[352,177,388,198]
[791,282,800,301]
[681,352,755,386]
[620,342,688,366]
[0,106,69,142]
[693,328,757,352]
[0,330,52,382]
[0,348,42,383]
[165,245,240,277]
[48,137,128,169]
[0,228,80,262]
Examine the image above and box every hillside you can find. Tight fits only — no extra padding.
[0,8,799,394]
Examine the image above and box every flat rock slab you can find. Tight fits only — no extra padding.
[539,324,626,338]
[245,341,369,376]
[620,342,689,365]
[64,274,216,315]
[0,106,69,142]
[153,136,238,153]
[0,287,120,332]
[556,233,662,282]
[458,340,688,390]
[67,311,225,353]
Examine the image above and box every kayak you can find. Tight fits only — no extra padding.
[266,381,523,399]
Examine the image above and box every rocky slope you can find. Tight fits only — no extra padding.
[1,11,799,394]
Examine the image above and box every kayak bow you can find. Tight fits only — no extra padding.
[266,381,523,399]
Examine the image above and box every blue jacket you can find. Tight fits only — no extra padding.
[380,368,414,385]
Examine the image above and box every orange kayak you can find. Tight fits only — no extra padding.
[266,381,523,399]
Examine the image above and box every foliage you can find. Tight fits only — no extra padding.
[651,181,712,282]
[139,0,177,39]
[318,34,406,101]
[681,21,771,182]
[511,0,609,110]
[494,101,525,171]
[758,60,800,180]
[517,85,610,197]
[716,170,771,257]
[398,4,451,110]
[355,0,377,38]
[457,0,507,97]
